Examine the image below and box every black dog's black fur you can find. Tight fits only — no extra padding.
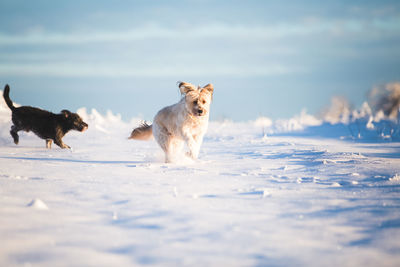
[3,84,88,149]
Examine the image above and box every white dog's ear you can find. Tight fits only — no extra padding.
[178,81,197,94]
[202,83,214,95]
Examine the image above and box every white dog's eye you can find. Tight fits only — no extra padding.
[193,100,198,105]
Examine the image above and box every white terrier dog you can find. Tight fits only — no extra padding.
[129,82,214,163]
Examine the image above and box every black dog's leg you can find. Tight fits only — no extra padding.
[46,139,52,149]
[54,137,70,149]
[10,125,20,145]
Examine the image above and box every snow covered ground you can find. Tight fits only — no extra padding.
[1,98,400,267]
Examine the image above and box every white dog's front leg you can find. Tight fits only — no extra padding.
[186,135,202,159]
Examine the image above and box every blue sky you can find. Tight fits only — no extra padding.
[1,0,399,121]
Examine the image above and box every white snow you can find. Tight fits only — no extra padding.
[27,199,49,210]
[1,95,400,267]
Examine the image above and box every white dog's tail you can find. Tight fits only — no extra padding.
[129,122,153,140]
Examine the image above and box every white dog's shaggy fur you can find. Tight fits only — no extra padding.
[129,82,214,163]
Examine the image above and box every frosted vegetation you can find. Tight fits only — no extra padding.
[320,82,400,141]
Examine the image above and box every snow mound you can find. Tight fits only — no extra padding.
[27,198,49,210]
[274,109,322,132]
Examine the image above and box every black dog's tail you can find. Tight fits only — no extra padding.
[3,84,15,110]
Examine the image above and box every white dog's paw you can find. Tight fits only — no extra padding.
[186,151,198,160]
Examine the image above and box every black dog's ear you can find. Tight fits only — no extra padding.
[178,81,197,95]
[61,110,71,118]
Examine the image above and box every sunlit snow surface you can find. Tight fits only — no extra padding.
[0,105,400,266]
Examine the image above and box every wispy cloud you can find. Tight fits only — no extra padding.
[0,17,399,45]
[0,62,299,78]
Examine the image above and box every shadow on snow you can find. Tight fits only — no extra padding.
[0,156,143,165]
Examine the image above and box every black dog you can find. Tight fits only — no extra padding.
[3,84,88,149]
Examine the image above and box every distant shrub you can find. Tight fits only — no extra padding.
[322,96,352,124]
[321,82,400,141]
[369,82,400,121]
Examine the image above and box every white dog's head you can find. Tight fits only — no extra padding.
[179,82,214,117]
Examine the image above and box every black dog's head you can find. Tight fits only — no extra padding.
[61,110,88,132]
